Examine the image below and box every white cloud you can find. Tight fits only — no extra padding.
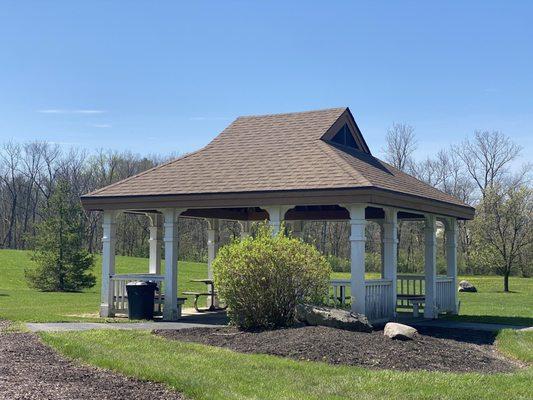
[38,109,106,114]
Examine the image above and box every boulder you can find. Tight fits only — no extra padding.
[458,280,477,292]
[295,304,372,332]
[383,322,417,340]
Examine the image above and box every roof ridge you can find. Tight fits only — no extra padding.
[236,107,347,120]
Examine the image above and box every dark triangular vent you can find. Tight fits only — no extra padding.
[331,124,359,149]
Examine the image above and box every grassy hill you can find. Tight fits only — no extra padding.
[0,249,532,324]
[0,249,208,322]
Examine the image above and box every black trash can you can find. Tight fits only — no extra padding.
[126,281,158,320]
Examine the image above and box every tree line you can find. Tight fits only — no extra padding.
[1,127,531,288]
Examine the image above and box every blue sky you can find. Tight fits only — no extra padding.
[0,1,531,164]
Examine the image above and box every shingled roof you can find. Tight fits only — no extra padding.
[81,107,474,219]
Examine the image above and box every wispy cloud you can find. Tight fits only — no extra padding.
[38,109,106,114]
[90,123,112,128]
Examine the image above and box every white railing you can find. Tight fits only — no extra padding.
[436,276,455,313]
[329,278,393,321]
[110,274,165,314]
[365,279,393,321]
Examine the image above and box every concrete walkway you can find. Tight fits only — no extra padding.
[26,309,228,332]
[26,321,223,332]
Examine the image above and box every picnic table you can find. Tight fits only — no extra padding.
[397,294,425,317]
[183,279,226,312]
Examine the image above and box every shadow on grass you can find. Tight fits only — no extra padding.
[445,314,533,327]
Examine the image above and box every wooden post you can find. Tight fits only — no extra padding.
[445,217,459,314]
[100,210,117,318]
[206,218,220,308]
[344,204,366,315]
[382,208,398,317]
[148,214,162,275]
[162,208,184,321]
[424,214,437,319]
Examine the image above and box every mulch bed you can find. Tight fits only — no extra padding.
[154,325,521,373]
[0,329,185,400]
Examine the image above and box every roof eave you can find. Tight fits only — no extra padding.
[80,187,475,220]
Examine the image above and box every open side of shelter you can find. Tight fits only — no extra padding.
[81,107,474,322]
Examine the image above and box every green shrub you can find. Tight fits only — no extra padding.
[213,224,331,329]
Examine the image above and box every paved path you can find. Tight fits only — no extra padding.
[27,320,224,332]
[26,310,228,332]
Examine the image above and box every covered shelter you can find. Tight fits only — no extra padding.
[81,107,474,322]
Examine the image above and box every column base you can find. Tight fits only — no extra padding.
[163,308,181,321]
[99,304,115,318]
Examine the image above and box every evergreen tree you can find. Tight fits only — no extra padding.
[25,180,95,291]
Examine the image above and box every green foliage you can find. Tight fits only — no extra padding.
[25,180,96,292]
[213,224,331,329]
[326,254,350,272]
[470,185,532,291]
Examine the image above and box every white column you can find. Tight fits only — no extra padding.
[162,208,184,321]
[100,210,117,318]
[148,214,162,275]
[344,204,366,315]
[263,205,292,235]
[382,208,398,317]
[424,214,438,319]
[445,218,459,314]
[206,219,220,308]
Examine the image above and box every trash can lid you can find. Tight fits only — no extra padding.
[126,281,150,286]
[126,280,158,287]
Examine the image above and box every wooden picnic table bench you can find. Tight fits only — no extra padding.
[184,279,226,312]
[397,294,425,317]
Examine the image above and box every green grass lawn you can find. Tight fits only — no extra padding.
[41,329,533,400]
[1,249,532,325]
[0,249,208,322]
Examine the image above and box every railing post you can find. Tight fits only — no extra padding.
[100,210,117,318]
[343,203,366,315]
[424,214,437,318]
[382,208,398,318]
[445,217,459,314]
[162,208,185,321]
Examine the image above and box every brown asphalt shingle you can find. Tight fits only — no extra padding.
[84,107,469,208]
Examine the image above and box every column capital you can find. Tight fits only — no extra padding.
[206,218,220,231]
[340,203,367,220]
[102,210,119,225]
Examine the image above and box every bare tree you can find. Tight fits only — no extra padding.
[383,123,417,172]
[454,131,522,199]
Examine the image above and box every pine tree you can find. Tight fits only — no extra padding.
[25,180,95,291]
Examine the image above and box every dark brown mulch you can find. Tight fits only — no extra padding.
[0,331,185,400]
[154,325,521,373]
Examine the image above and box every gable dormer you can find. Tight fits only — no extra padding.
[321,108,371,154]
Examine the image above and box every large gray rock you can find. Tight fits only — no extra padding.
[458,280,477,292]
[383,322,417,340]
[295,304,372,332]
